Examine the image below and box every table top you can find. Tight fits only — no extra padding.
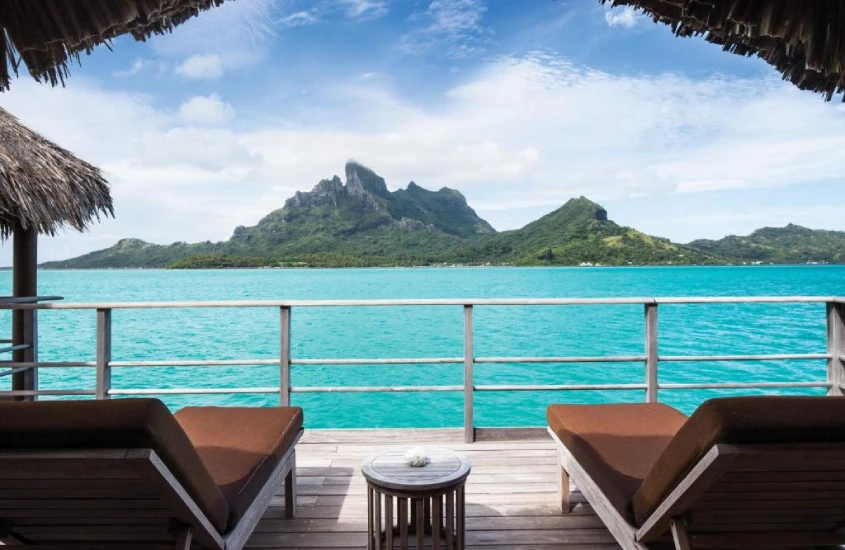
[362,447,472,492]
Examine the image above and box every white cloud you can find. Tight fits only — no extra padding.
[138,127,260,171]
[178,94,236,126]
[113,58,171,78]
[113,58,146,77]
[400,0,489,58]
[675,179,748,194]
[175,54,224,80]
[279,10,319,27]
[604,6,642,29]
[3,53,845,265]
[277,0,388,25]
[340,0,389,19]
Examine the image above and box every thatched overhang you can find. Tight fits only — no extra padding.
[0,107,113,238]
[601,0,845,101]
[0,0,231,90]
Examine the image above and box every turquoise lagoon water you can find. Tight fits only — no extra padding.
[1,266,842,428]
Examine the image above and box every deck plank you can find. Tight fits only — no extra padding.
[245,430,619,549]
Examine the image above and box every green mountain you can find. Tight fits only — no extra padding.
[220,162,493,262]
[449,197,719,265]
[46,238,217,268]
[687,224,845,264]
[43,162,491,268]
[42,161,726,269]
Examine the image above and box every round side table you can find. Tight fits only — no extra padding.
[362,448,471,550]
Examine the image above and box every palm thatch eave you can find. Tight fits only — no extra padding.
[600,0,845,101]
[0,0,231,91]
[0,107,113,239]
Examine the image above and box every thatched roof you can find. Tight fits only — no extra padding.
[0,0,230,90]
[0,107,113,238]
[601,0,845,101]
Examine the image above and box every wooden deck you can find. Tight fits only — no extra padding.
[246,430,619,550]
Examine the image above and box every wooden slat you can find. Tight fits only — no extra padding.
[708,480,845,492]
[694,498,845,511]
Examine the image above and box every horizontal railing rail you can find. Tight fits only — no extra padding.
[2,296,844,309]
[1,296,843,443]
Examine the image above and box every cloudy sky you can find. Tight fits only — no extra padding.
[2,0,845,264]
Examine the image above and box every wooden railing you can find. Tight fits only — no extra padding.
[1,297,844,443]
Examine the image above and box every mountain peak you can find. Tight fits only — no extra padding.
[116,238,149,248]
[558,196,609,222]
[345,160,389,197]
[750,224,813,238]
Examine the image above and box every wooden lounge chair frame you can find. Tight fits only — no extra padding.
[551,429,845,549]
[0,431,301,549]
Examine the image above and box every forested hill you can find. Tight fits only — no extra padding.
[687,224,845,264]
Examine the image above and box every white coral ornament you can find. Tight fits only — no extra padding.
[404,446,427,467]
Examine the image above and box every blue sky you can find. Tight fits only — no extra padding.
[2,0,845,263]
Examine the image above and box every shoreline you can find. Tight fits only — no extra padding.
[15,263,844,272]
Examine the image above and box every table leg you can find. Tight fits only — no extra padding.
[457,485,465,550]
[410,499,417,534]
[415,498,425,549]
[385,496,394,549]
[445,490,454,549]
[375,491,382,550]
[432,494,441,550]
[398,498,408,550]
[368,487,374,550]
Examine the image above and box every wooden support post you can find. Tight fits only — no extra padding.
[96,308,112,400]
[284,452,296,518]
[560,464,571,513]
[644,303,659,403]
[463,305,474,444]
[670,518,692,550]
[280,306,292,406]
[11,221,37,400]
[827,302,845,396]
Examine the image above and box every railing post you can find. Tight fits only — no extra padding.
[96,308,112,400]
[826,301,844,396]
[280,306,292,406]
[644,303,659,403]
[463,305,474,443]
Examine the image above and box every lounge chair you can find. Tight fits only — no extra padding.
[0,398,303,549]
[547,396,845,549]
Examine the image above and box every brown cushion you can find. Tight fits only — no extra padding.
[633,396,845,526]
[0,398,229,533]
[175,406,303,529]
[547,403,687,521]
